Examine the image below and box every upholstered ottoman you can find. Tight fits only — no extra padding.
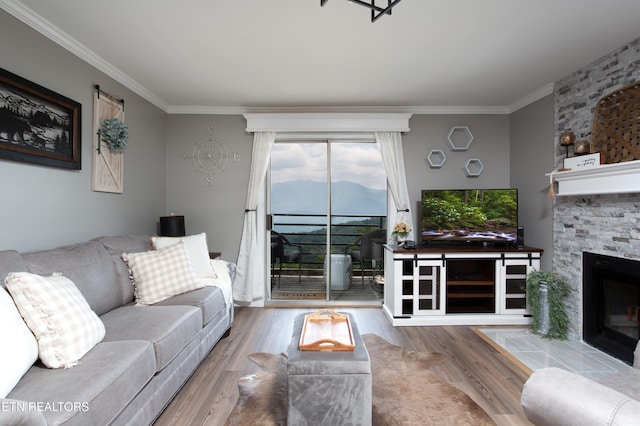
[286,312,372,426]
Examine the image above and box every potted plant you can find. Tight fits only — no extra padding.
[392,222,411,243]
[99,118,128,152]
[526,269,572,340]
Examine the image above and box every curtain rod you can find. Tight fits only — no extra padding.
[94,84,125,110]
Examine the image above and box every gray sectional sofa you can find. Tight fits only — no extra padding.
[521,341,640,425]
[0,234,234,426]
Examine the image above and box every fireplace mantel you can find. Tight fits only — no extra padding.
[547,159,640,196]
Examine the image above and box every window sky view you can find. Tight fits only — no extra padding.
[270,142,387,191]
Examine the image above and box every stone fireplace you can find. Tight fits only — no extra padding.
[553,194,640,345]
[583,252,640,365]
[552,37,640,353]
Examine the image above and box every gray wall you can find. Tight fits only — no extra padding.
[165,115,252,262]
[510,95,555,270]
[404,114,512,234]
[0,8,556,266]
[163,113,516,263]
[0,11,167,252]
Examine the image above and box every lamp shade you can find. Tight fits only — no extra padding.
[159,215,186,237]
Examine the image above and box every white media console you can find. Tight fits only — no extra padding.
[383,244,542,326]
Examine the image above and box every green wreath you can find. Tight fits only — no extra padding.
[100,118,128,152]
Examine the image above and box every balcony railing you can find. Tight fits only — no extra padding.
[270,213,386,272]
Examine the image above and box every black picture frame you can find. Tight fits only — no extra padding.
[0,67,81,170]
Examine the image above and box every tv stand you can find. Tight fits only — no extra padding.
[382,244,542,326]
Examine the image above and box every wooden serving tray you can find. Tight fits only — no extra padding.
[299,310,355,352]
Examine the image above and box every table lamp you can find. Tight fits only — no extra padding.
[159,215,185,237]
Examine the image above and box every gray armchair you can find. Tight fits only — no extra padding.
[521,340,640,425]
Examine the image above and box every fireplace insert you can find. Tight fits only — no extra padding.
[583,252,640,365]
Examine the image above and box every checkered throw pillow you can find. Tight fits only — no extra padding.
[151,233,216,278]
[5,272,106,369]
[122,240,204,305]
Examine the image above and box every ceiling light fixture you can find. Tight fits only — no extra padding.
[321,0,403,23]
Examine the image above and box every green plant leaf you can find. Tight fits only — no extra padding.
[526,269,572,340]
[100,118,128,152]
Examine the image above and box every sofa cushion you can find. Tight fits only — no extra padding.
[100,305,201,372]
[152,233,215,278]
[5,272,106,369]
[0,250,27,289]
[0,288,38,397]
[22,241,120,316]
[122,241,205,305]
[155,286,226,326]
[94,234,152,255]
[7,340,155,426]
[522,367,640,426]
[0,398,47,426]
[93,235,152,306]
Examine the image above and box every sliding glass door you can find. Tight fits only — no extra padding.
[268,140,386,303]
[269,142,328,301]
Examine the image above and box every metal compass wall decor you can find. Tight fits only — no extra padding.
[183,126,235,186]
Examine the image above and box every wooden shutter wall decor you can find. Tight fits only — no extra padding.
[92,87,125,193]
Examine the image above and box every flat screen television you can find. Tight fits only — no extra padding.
[421,189,518,245]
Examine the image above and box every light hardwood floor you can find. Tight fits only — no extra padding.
[154,307,533,425]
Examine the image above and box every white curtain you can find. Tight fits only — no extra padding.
[233,132,276,304]
[375,131,415,240]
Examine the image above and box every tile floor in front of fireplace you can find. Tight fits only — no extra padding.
[478,327,632,381]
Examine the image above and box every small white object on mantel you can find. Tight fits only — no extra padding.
[563,152,603,170]
[547,159,640,196]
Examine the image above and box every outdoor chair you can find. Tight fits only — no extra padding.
[345,229,386,286]
[271,231,302,287]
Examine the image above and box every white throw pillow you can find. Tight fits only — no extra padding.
[151,233,215,278]
[0,287,38,397]
[123,240,204,305]
[4,272,105,369]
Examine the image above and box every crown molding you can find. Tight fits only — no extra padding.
[508,83,555,113]
[167,105,252,115]
[0,0,171,112]
[407,105,510,115]
[2,0,553,116]
[170,105,511,115]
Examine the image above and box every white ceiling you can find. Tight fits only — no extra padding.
[3,0,640,113]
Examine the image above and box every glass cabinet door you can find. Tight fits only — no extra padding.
[398,259,445,316]
[499,259,531,314]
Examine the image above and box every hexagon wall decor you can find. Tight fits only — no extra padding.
[446,126,473,151]
[427,149,446,168]
[463,158,484,177]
